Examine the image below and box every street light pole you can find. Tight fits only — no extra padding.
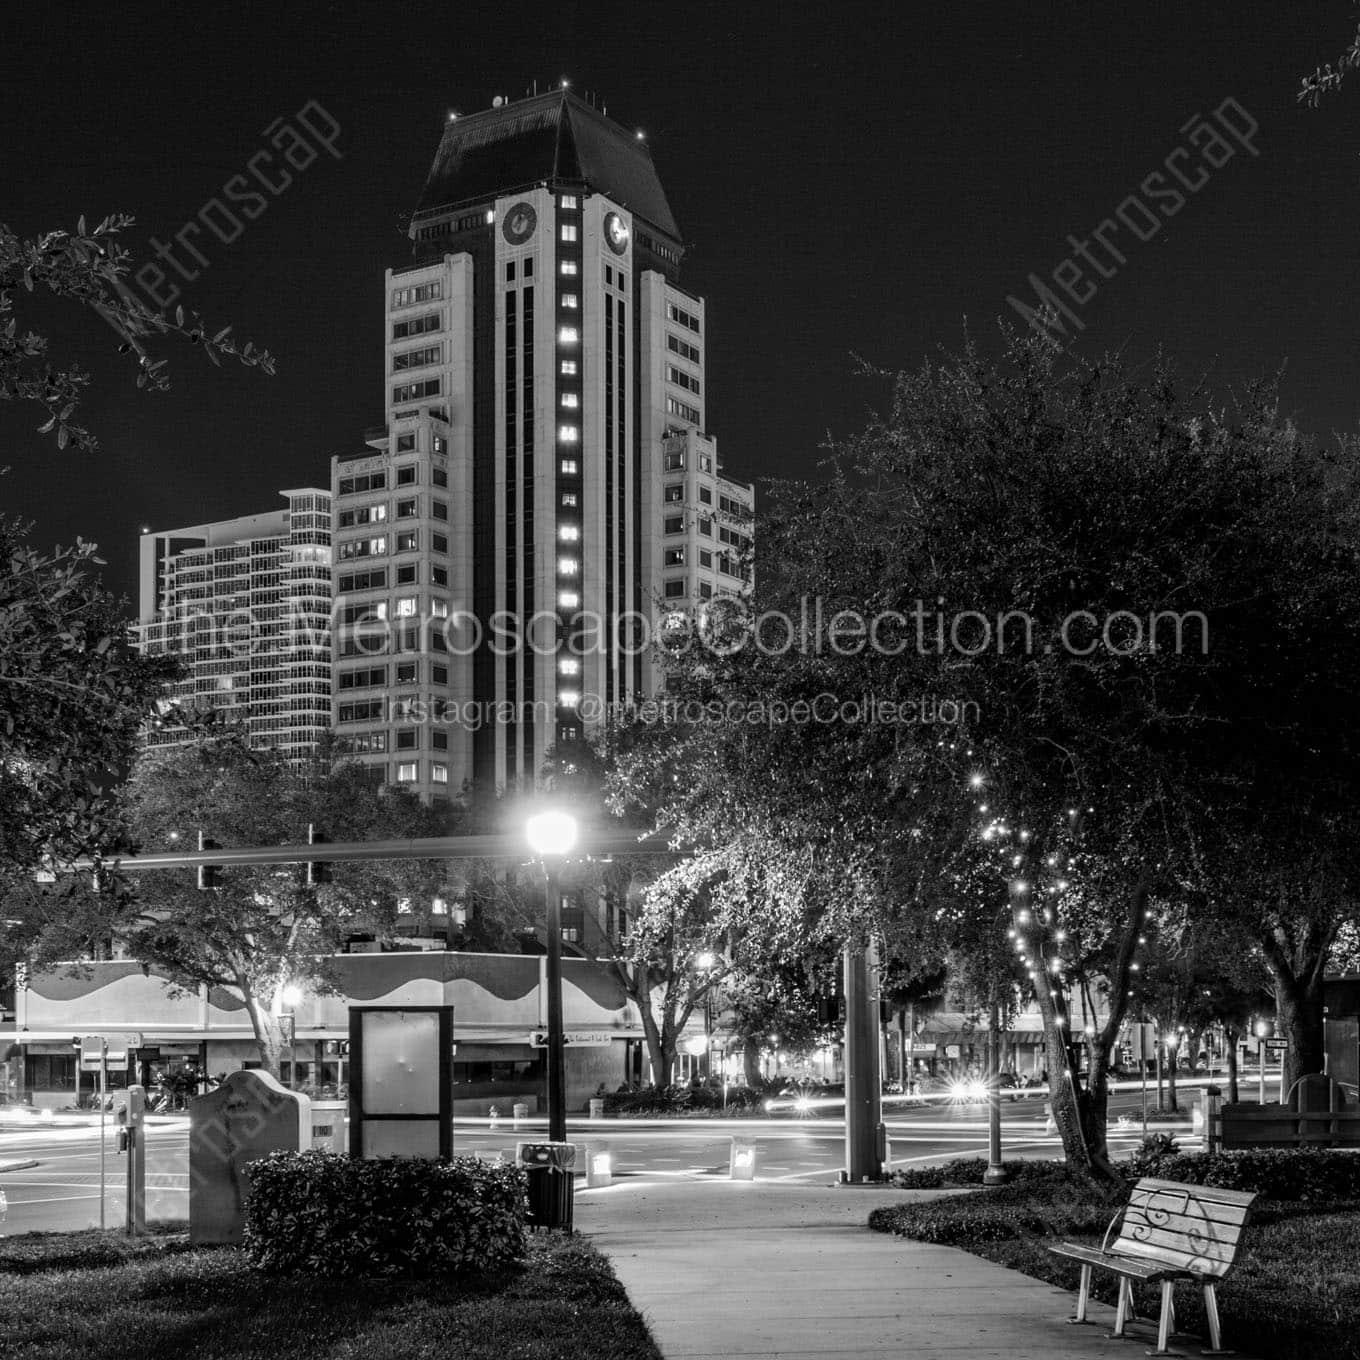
[544,862,567,1143]
[984,993,1009,1186]
[526,811,579,1146]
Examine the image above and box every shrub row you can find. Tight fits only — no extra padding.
[890,1156,1074,1189]
[243,1150,527,1276]
[869,1178,1115,1244]
[602,1083,766,1114]
[1132,1147,1360,1202]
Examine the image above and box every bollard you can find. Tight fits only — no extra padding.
[489,1104,500,1130]
[512,1102,529,1130]
[730,1137,757,1181]
[585,1142,613,1187]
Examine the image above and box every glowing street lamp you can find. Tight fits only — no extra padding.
[527,810,579,1142]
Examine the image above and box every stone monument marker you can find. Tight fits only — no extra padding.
[190,1069,311,1245]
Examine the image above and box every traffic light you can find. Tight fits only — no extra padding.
[305,823,331,886]
[816,993,843,1026]
[197,831,223,890]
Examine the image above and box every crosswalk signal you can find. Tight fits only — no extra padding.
[305,823,331,886]
[197,831,223,890]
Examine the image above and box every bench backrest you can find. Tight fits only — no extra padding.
[1113,1177,1256,1279]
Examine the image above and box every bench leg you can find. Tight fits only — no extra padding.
[1201,1282,1234,1355]
[1110,1277,1132,1337]
[1066,1263,1092,1324]
[1147,1279,1179,1356]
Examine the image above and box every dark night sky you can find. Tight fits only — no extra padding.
[5,1,1360,605]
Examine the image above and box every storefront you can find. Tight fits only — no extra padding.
[6,950,660,1114]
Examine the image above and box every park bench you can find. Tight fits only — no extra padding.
[1050,1177,1256,1355]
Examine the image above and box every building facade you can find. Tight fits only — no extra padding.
[135,491,332,761]
[329,89,753,798]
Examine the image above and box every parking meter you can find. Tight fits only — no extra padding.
[123,1083,147,1234]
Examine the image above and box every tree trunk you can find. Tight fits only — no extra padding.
[244,994,283,1077]
[1165,1045,1179,1113]
[1030,874,1147,1189]
[743,1038,761,1087]
[1277,983,1326,1095]
[1225,1027,1240,1104]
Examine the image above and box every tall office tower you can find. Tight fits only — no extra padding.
[330,412,468,803]
[356,87,753,796]
[135,491,333,761]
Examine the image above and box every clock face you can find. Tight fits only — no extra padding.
[502,202,537,245]
[604,212,630,255]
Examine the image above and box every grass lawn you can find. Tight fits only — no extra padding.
[869,1179,1360,1360]
[0,1223,662,1360]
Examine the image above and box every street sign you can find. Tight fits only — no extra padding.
[79,1035,106,1072]
[1265,1038,1289,1055]
[528,1031,615,1048]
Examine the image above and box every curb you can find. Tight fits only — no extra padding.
[0,1160,38,1173]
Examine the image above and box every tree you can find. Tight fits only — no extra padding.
[118,738,448,1075]
[1,215,272,451]
[0,517,175,882]
[610,331,1360,1185]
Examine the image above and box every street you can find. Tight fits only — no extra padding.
[0,1087,1193,1236]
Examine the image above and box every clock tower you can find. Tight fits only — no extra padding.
[330,89,753,799]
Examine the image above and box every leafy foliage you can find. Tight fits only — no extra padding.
[0,516,174,879]
[1129,1149,1360,1203]
[0,215,272,451]
[118,736,450,1072]
[243,1150,527,1277]
[609,329,1360,1181]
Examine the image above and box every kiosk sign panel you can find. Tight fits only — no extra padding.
[348,1006,453,1160]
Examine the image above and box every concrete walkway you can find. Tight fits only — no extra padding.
[574,1179,1259,1360]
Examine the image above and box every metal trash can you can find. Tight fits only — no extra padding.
[512,1101,529,1129]
[588,1097,605,1119]
[516,1141,577,1230]
[310,1100,347,1154]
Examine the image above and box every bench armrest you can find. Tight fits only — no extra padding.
[1099,1201,1127,1254]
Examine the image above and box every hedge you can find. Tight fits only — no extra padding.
[890,1156,1074,1189]
[869,1177,1115,1244]
[1131,1147,1360,1202]
[243,1150,527,1276]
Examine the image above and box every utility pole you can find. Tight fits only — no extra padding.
[842,937,886,1183]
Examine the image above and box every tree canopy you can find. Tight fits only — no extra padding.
[609,330,1360,1181]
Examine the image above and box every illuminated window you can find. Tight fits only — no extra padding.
[561,293,579,310]
[431,599,448,618]
[560,194,579,209]
[558,326,579,344]
[559,658,581,675]
[560,260,578,276]
[561,392,579,409]
[396,762,418,782]
[558,690,580,706]
[558,590,580,608]
[432,763,449,784]
[560,359,578,375]
[558,425,579,442]
[558,525,580,541]
[558,557,579,575]
[395,597,417,617]
[560,224,578,242]
[561,492,578,508]
[560,458,579,474]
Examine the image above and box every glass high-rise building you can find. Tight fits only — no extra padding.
[135,490,333,761]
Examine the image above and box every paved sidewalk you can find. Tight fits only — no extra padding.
[574,1179,1260,1360]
